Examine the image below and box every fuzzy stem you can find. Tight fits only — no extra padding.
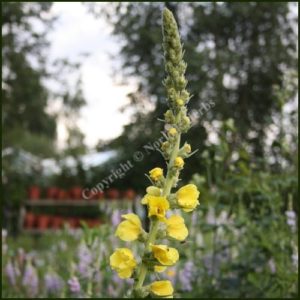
[133,8,187,297]
[134,132,181,294]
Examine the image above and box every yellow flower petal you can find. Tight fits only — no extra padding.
[150,280,174,297]
[165,215,188,241]
[176,184,200,212]
[154,265,167,273]
[110,248,136,279]
[151,245,179,266]
[115,214,142,241]
[148,196,170,221]
[118,267,133,279]
[122,213,141,226]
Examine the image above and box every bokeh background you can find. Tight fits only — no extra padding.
[2,2,298,298]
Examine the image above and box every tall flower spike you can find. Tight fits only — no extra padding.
[111,8,200,298]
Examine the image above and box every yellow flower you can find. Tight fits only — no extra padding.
[154,265,167,273]
[115,214,142,241]
[164,215,188,241]
[150,280,174,297]
[174,156,184,168]
[148,196,170,221]
[151,245,179,266]
[141,186,161,204]
[168,127,177,136]
[176,184,200,212]
[149,167,163,181]
[110,248,136,279]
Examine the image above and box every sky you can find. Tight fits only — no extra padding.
[48,2,134,149]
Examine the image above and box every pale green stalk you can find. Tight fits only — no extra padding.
[134,133,181,290]
[132,7,192,297]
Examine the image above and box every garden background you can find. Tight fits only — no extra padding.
[2,2,298,298]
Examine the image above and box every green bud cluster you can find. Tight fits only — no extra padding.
[162,8,191,127]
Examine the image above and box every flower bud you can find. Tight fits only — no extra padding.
[149,168,163,181]
[168,127,177,136]
[146,186,161,196]
[184,143,191,153]
[176,99,184,106]
[164,110,175,124]
[174,156,184,168]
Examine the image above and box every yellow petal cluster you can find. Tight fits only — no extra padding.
[149,167,163,181]
[115,214,142,241]
[165,215,188,241]
[151,244,179,266]
[176,184,200,212]
[150,280,174,297]
[110,248,137,279]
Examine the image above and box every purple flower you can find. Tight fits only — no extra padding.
[268,259,276,274]
[292,253,298,268]
[112,273,123,285]
[77,243,93,279]
[78,243,92,265]
[191,211,198,226]
[45,273,63,295]
[178,261,194,291]
[286,210,297,232]
[68,276,81,294]
[286,210,296,219]
[2,229,8,255]
[108,284,119,297]
[22,262,39,297]
[111,210,122,227]
[77,263,91,279]
[5,261,19,286]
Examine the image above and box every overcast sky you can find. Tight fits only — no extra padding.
[48,2,134,149]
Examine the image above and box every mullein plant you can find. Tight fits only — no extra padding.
[110,8,200,298]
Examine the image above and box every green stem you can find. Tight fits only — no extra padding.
[134,132,181,295]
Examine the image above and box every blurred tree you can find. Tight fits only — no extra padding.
[87,2,297,191]
[2,2,87,158]
[2,2,57,156]
[2,2,87,233]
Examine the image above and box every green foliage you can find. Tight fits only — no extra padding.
[2,2,56,144]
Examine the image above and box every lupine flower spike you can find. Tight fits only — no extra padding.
[110,7,200,298]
